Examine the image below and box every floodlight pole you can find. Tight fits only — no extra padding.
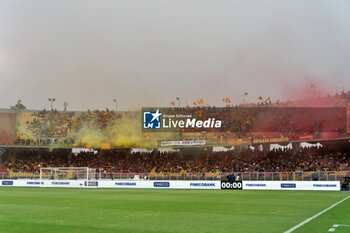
[176,97,181,107]
[48,98,56,110]
[242,92,248,104]
[113,99,118,112]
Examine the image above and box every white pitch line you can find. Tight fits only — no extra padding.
[284,195,350,233]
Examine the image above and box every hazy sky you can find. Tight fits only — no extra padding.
[1,0,350,111]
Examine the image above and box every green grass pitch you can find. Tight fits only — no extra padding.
[0,187,349,233]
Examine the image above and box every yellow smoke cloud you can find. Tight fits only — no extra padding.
[15,110,179,149]
[73,111,178,149]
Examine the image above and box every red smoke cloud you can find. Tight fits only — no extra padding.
[282,77,340,107]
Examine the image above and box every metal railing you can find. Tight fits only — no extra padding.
[1,171,349,181]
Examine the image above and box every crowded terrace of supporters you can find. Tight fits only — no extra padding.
[5,146,350,175]
[11,89,350,146]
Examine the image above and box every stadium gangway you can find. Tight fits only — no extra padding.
[1,171,350,181]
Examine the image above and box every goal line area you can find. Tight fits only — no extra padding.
[39,167,96,181]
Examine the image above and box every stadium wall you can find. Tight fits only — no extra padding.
[243,181,340,191]
[0,180,341,191]
[0,180,221,189]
